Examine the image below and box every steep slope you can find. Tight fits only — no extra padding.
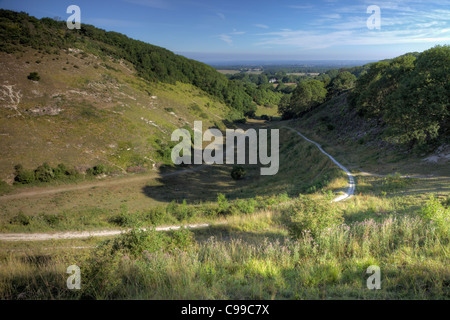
[0,39,230,182]
[0,10,243,182]
[286,93,450,176]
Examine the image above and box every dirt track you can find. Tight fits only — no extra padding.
[0,165,207,202]
[0,223,210,241]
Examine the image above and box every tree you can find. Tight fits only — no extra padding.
[278,94,292,119]
[349,45,449,146]
[384,46,449,144]
[288,80,327,117]
[231,166,246,180]
[327,71,356,97]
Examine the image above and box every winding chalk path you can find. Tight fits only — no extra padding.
[284,126,355,202]
[0,223,211,242]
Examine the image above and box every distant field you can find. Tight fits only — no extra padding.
[216,70,241,75]
[255,105,280,117]
[287,72,320,76]
[273,83,297,88]
[216,70,263,75]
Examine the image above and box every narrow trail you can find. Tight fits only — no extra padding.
[0,223,210,242]
[0,127,355,242]
[0,164,208,202]
[283,126,355,202]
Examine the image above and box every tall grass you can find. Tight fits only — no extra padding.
[1,204,448,299]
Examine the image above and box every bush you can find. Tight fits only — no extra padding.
[10,212,31,226]
[109,205,139,227]
[87,164,107,176]
[34,162,55,182]
[231,165,246,180]
[419,195,449,235]
[13,164,35,184]
[13,163,80,184]
[235,198,256,214]
[110,226,195,258]
[217,193,230,215]
[52,163,65,179]
[174,199,196,221]
[27,72,40,81]
[283,195,343,239]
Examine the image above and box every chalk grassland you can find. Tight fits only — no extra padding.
[0,128,346,233]
[0,193,448,299]
[283,93,450,178]
[0,48,228,181]
[0,124,449,299]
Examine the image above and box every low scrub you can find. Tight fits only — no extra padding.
[13,163,109,185]
[282,195,343,239]
[419,195,449,236]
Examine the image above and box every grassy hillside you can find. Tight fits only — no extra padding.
[0,124,348,233]
[0,43,231,182]
[286,93,450,177]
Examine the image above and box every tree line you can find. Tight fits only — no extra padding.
[278,45,449,147]
[348,46,449,146]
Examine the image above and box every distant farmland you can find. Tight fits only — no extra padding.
[287,72,320,76]
[216,69,263,75]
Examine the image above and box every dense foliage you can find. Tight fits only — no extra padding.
[327,71,356,97]
[349,46,449,145]
[13,162,107,184]
[0,10,256,115]
[280,80,327,118]
[277,45,448,146]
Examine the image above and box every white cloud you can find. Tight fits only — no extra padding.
[218,29,246,45]
[219,34,233,45]
[217,13,226,21]
[254,24,269,29]
[254,25,450,49]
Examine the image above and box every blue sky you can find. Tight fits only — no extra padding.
[1,0,449,63]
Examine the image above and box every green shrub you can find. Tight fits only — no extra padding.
[235,198,256,214]
[283,195,343,239]
[166,227,196,252]
[109,226,195,258]
[189,103,202,113]
[231,165,246,180]
[34,162,55,182]
[10,212,31,226]
[111,228,166,257]
[419,195,449,235]
[35,213,64,227]
[174,199,196,221]
[52,163,66,179]
[109,205,140,227]
[13,164,35,184]
[217,193,230,215]
[27,72,40,81]
[87,164,107,176]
